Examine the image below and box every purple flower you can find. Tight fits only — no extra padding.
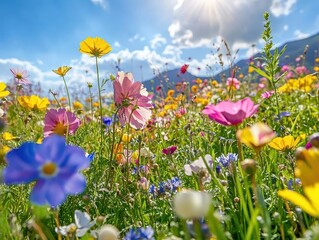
[102,116,112,127]
[3,135,90,207]
[124,226,155,240]
[162,146,177,155]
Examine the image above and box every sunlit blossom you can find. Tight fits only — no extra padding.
[79,37,112,58]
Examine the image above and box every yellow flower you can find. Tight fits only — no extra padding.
[18,95,50,111]
[314,66,319,72]
[268,135,301,151]
[93,102,99,107]
[79,37,112,58]
[37,138,43,144]
[238,73,244,78]
[122,134,132,143]
[195,78,202,84]
[165,96,173,103]
[132,150,139,160]
[167,89,175,97]
[60,97,67,102]
[0,82,10,98]
[278,148,319,217]
[73,101,83,110]
[2,132,17,141]
[237,123,276,151]
[278,183,319,217]
[211,80,218,86]
[191,85,198,93]
[315,57,319,63]
[52,66,72,77]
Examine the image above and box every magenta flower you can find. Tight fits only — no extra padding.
[10,68,31,85]
[162,146,177,155]
[113,71,153,129]
[3,135,90,207]
[226,77,240,90]
[261,91,275,99]
[202,97,259,126]
[44,108,81,137]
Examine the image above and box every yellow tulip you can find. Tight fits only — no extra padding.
[268,135,301,151]
[0,82,10,98]
[79,37,112,58]
[52,66,72,77]
[237,123,276,151]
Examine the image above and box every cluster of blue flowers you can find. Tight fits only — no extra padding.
[124,226,154,240]
[148,177,181,196]
[216,153,238,173]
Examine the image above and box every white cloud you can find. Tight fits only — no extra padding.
[114,41,120,47]
[294,30,309,39]
[170,0,272,49]
[128,34,146,42]
[284,25,289,31]
[90,0,108,9]
[150,34,167,49]
[270,0,297,17]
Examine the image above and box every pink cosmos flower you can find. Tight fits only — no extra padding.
[44,108,81,137]
[202,97,259,126]
[10,68,31,85]
[295,66,308,76]
[281,65,290,72]
[261,90,275,99]
[226,77,240,90]
[113,71,153,129]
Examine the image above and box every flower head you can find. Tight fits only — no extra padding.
[52,66,72,77]
[124,226,155,240]
[202,97,259,126]
[278,147,319,217]
[113,71,153,129]
[236,123,275,151]
[162,146,177,155]
[3,135,90,207]
[268,135,301,151]
[44,108,81,137]
[180,64,189,74]
[0,82,10,98]
[10,68,31,85]
[79,37,112,58]
[173,190,211,219]
[18,95,50,111]
[226,77,240,90]
[261,91,274,99]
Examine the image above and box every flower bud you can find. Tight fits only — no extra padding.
[241,159,257,175]
[309,133,319,148]
[98,224,119,240]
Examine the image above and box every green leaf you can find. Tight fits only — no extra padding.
[251,66,271,80]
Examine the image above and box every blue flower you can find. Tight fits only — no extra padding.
[274,111,291,121]
[86,152,95,162]
[124,226,155,240]
[102,116,112,127]
[216,153,238,168]
[3,135,90,207]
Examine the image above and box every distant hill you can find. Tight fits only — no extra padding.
[142,32,319,92]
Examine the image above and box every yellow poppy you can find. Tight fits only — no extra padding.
[237,123,276,151]
[268,135,301,151]
[52,66,72,77]
[79,37,112,58]
[18,95,50,111]
[0,82,10,98]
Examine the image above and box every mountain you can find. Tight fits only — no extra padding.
[142,32,319,92]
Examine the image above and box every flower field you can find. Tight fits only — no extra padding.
[1,14,319,240]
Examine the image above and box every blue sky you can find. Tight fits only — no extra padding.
[0,0,318,94]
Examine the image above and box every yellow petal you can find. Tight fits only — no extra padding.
[237,128,255,149]
[0,90,10,98]
[283,136,294,149]
[269,137,285,151]
[278,189,319,217]
[304,183,319,213]
[0,82,7,92]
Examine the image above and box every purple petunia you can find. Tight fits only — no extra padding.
[3,135,90,207]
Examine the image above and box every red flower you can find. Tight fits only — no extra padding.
[162,146,177,155]
[180,64,189,74]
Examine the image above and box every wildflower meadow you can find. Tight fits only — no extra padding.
[2,12,319,240]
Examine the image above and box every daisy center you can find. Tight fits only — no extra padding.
[41,162,57,176]
[16,73,23,79]
[53,122,67,135]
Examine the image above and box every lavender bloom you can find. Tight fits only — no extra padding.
[3,135,90,207]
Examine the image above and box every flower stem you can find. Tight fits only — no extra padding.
[62,76,72,112]
[95,57,104,151]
